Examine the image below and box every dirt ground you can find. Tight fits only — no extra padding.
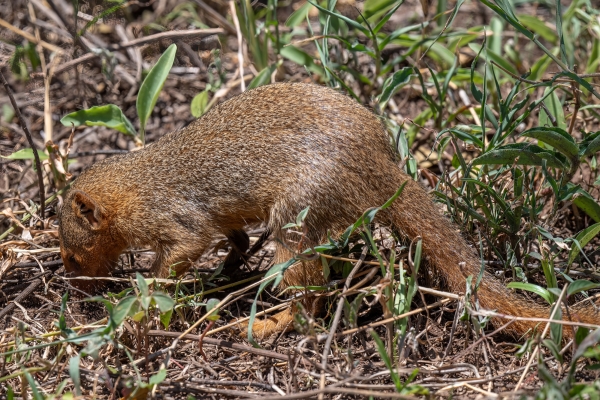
[1,0,600,398]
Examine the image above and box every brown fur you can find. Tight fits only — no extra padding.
[58,83,600,338]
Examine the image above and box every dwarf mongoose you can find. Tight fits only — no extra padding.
[58,83,600,338]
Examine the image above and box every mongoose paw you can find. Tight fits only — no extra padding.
[232,309,295,340]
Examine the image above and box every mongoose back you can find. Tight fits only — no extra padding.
[58,82,600,338]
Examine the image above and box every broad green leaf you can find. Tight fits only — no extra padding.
[190,90,209,118]
[137,43,177,140]
[152,292,176,313]
[521,127,578,162]
[507,282,553,305]
[472,146,565,169]
[567,280,600,296]
[0,148,48,160]
[568,222,600,266]
[377,67,415,109]
[538,87,567,131]
[159,308,173,329]
[60,104,136,136]
[112,296,138,326]
[136,272,149,299]
[149,368,167,386]
[205,298,221,321]
[573,190,600,222]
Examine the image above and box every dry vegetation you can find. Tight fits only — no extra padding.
[1,0,600,398]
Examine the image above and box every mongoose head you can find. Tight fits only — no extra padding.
[58,189,125,289]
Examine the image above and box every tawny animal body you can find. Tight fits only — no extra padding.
[59,83,600,338]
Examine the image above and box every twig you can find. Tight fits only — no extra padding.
[331,298,453,338]
[106,28,224,51]
[70,149,129,158]
[0,69,46,220]
[229,1,245,92]
[470,308,600,330]
[0,17,62,53]
[32,29,224,78]
[0,279,43,320]
[250,387,417,400]
[192,0,236,35]
[145,330,288,361]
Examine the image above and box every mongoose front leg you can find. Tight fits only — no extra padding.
[150,235,213,279]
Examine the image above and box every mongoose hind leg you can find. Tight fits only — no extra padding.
[237,236,327,340]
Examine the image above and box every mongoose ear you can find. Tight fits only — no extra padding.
[72,190,104,230]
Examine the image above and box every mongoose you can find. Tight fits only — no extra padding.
[58,82,600,338]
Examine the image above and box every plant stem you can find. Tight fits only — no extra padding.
[0,69,46,220]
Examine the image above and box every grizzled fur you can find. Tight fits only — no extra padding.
[59,83,600,338]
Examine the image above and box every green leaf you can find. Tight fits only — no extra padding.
[538,87,567,131]
[60,104,136,136]
[507,282,554,305]
[469,43,518,76]
[247,258,296,346]
[23,371,44,400]
[205,298,221,321]
[573,328,600,363]
[307,0,369,34]
[285,2,313,27]
[518,14,557,42]
[159,308,173,329]
[69,355,82,396]
[136,272,150,299]
[152,292,176,313]
[377,67,415,109]
[521,127,578,162]
[137,43,177,140]
[0,148,48,160]
[369,330,402,389]
[247,64,277,90]
[372,0,405,33]
[581,134,600,158]
[472,146,565,169]
[112,296,138,326]
[573,190,600,222]
[190,90,209,118]
[280,46,324,77]
[567,280,600,296]
[149,368,167,386]
[568,222,600,266]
